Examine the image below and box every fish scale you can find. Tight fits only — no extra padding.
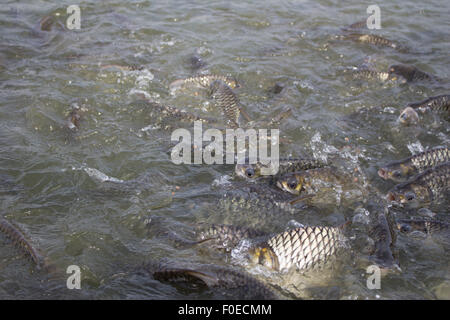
[235,158,328,180]
[379,147,450,182]
[252,226,346,272]
[148,261,278,299]
[0,217,44,269]
[387,162,450,204]
[408,95,450,113]
[397,219,449,235]
[169,74,238,91]
[208,80,241,128]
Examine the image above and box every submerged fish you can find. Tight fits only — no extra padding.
[248,225,347,272]
[148,261,278,299]
[144,101,217,125]
[386,162,450,205]
[65,103,87,131]
[397,219,449,235]
[368,212,398,269]
[0,217,44,269]
[378,147,450,182]
[342,33,403,50]
[218,181,301,217]
[349,69,394,82]
[169,74,239,91]
[208,80,244,128]
[342,20,367,31]
[388,64,437,82]
[235,158,327,180]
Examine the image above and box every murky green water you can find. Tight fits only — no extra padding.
[0,0,449,299]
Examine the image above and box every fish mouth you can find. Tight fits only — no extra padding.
[386,191,398,202]
[378,168,389,180]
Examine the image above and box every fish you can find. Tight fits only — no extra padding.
[397,219,449,235]
[408,94,450,115]
[248,225,347,272]
[0,217,44,269]
[399,95,450,125]
[65,103,87,131]
[144,101,218,125]
[368,212,398,269]
[349,69,393,82]
[235,158,327,180]
[378,147,450,182]
[169,74,239,91]
[218,181,301,217]
[342,33,403,50]
[196,224,267,251]
[342,20,367,31]
[275,167,346,196]
[208,80,243,128]
[148,261,278,299]
[186,55,207,71]
[398,106,420,126]
[388,64,438,82]
[386,162,450,205]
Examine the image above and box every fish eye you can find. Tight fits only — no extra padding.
[400,224,411,233]
[392,171,402,178]
[405,192,416,201]
[245,167,255,178]
[287,179,298,190]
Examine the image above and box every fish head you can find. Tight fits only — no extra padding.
[398,107,419,126]
[388,64,413,82]
[248,246,279,271]
[386,184,425,207]
[396,221,413,233]
[276,174,303,195]
[235,163,260,180]
[378,163,413,181]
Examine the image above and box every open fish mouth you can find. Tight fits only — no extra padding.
[378,168,389,180]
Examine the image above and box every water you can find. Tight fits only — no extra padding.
[0,0,449,299]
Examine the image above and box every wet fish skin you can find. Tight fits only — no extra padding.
[219,181,299,216]
[378,147,450,182]
[249,225,346,272]
[397,219,449,235]
[368,212,398,269]
[208,80,241,128]
[398,106,420,126]
[144,101,217,125]
[386,162,450,205]
[235,158,327,180]
[148,261,278,299]
[407,94,450,113]
[343,33,400,50]
[275,167,343,196]
[196,224,267,251]
[65,103,87,131]
[169,74,238,91]
[350,69,393,82]
[388,64,437,82]
[0,217,44,269]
